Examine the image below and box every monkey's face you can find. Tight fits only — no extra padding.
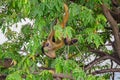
[43,40,53,51]
[42,40,56,59]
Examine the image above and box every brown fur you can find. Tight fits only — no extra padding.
[42,4,77,59]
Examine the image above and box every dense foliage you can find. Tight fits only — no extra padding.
[0,0,120,80]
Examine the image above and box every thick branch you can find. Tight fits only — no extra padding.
[84,56,109,70]
[39,67,55,71]
[92,68,120,75]
[102,4,120,58]
[84,51,120,70]
[53,73,74,80]
[110,10,120,23]
[90,49,120,64]
[111,0,120,7]
[89,49,108,56]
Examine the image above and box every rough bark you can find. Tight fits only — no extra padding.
[84,54,120,71]
[111,0,120,23]
[102,4,120,58]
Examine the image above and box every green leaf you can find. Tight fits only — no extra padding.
[55,58,63,73]
[54,24,63,40]
[63,26,73,38]
[39,70,53,80]
[73,68,86,80]
[6,71,22,80]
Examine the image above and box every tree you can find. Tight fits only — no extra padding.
[0,0,120,80]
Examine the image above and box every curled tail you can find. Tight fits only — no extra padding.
[60,3,69,28]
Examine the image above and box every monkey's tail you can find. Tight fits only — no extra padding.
[61,3,69,28]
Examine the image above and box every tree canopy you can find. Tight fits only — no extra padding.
[0,0,120,80]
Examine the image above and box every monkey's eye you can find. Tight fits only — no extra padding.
[45,43,49,46]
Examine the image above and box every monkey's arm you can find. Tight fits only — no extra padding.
[48,18,58,42]
[53,40,65,50]
[48,29,55,42]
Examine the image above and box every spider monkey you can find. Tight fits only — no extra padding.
[41,3,78,59]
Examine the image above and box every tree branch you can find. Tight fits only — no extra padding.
[92,68,120,75]
[102,4,120,58]
[39,67,55,71]
[38,67,74,79]
[84,56,109,71]
[89,49,108,56]
[90,49,120,64]
[111,0,120,7]
[53,73,74,80]
[85,49,120,70]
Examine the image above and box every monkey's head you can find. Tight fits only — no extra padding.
[41,40,56,59]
